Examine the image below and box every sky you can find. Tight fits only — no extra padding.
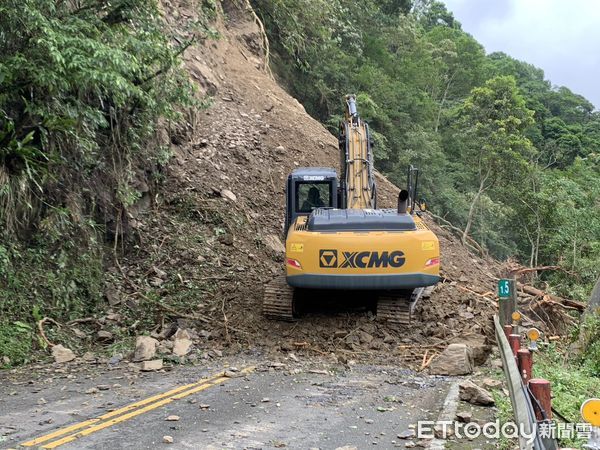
[442,0,600,109]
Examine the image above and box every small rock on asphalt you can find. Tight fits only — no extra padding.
[140,359,163,371]
[52,344,76,363]
[397,430,416,439]
[456,411,472,423]
[459,380,495,406]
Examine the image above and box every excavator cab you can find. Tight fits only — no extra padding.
[285,167,338,232]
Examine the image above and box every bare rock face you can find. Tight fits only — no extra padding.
[429,343,474,376]
[264,234,285,254]
[172,329,193,357]
[52,344,76,363]
[134,336,159,361]
[459,380,495,406]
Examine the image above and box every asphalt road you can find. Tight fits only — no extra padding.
[0,357,460,450]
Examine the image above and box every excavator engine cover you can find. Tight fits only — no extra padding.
[308,208,416,232]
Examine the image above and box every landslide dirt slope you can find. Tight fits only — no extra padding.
[116,1,502,366]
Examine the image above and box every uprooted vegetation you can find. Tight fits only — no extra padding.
[0,0,596,371]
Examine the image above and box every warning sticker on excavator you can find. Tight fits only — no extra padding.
[290,243,304,253]
[422,241,435,250]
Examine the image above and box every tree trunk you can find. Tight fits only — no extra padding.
[434,71,455,133]
[462,185,483,245]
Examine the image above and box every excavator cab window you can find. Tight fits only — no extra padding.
[296,183,331,213]
[285,168,338,233]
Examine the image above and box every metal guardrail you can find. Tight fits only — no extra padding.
[494,315,559,450]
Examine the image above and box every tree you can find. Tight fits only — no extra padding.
[453,76,535,244]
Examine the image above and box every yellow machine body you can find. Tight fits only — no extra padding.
[285,215,440,290]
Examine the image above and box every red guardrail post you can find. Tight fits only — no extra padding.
[517,349,532,382]
[529,379,552,421]
[503,325,513,340]
[508,333,521,357]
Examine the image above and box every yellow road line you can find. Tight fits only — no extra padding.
[42,378,228,449]
[20,367,253,448]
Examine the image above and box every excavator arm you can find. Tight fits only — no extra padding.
[339,95,376,210]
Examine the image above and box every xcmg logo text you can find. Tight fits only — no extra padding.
[319,250,405,269]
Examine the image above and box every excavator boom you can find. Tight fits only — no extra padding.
[339,95,376,209]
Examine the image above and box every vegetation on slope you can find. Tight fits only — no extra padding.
[253,0,600,301]
[0,0,200,365]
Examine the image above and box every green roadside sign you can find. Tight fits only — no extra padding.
[498,279,511,298]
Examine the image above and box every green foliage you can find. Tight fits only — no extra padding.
[534,344,598,448]
[0,321,34,367]
[255,0,600,298]
[0,220,104,323]
[579,313,600,375]
[0,0,204,366]
[0,0,195,236]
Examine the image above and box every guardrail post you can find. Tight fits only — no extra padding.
[503,324,513,340]
[517,349,532,382]
[529,378,552,421]
[508,333,521,357]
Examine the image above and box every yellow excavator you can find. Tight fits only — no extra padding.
[263,95,440,324]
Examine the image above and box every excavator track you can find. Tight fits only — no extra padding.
[376,287,425,325]
[263,275,297,322]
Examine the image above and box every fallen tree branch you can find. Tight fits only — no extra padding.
[37,317,61,348]
[517,282,585,311]
[427,212,486,255]
[421,352,436,371]
[66,317,101,326]
[509,265,578,278]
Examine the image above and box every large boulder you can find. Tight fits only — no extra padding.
[429,343,473,376]
[459,380,495,406]
[172,329,193,357]
[450,334,491,366]
[134,336,159,361]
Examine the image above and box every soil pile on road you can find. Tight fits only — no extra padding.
[109,0,503,368]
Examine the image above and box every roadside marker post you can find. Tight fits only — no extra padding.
[527,328,541,352]
[503,324,513,340]
[498,278,517,326]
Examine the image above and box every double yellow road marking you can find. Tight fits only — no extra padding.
[20,366,253,449]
